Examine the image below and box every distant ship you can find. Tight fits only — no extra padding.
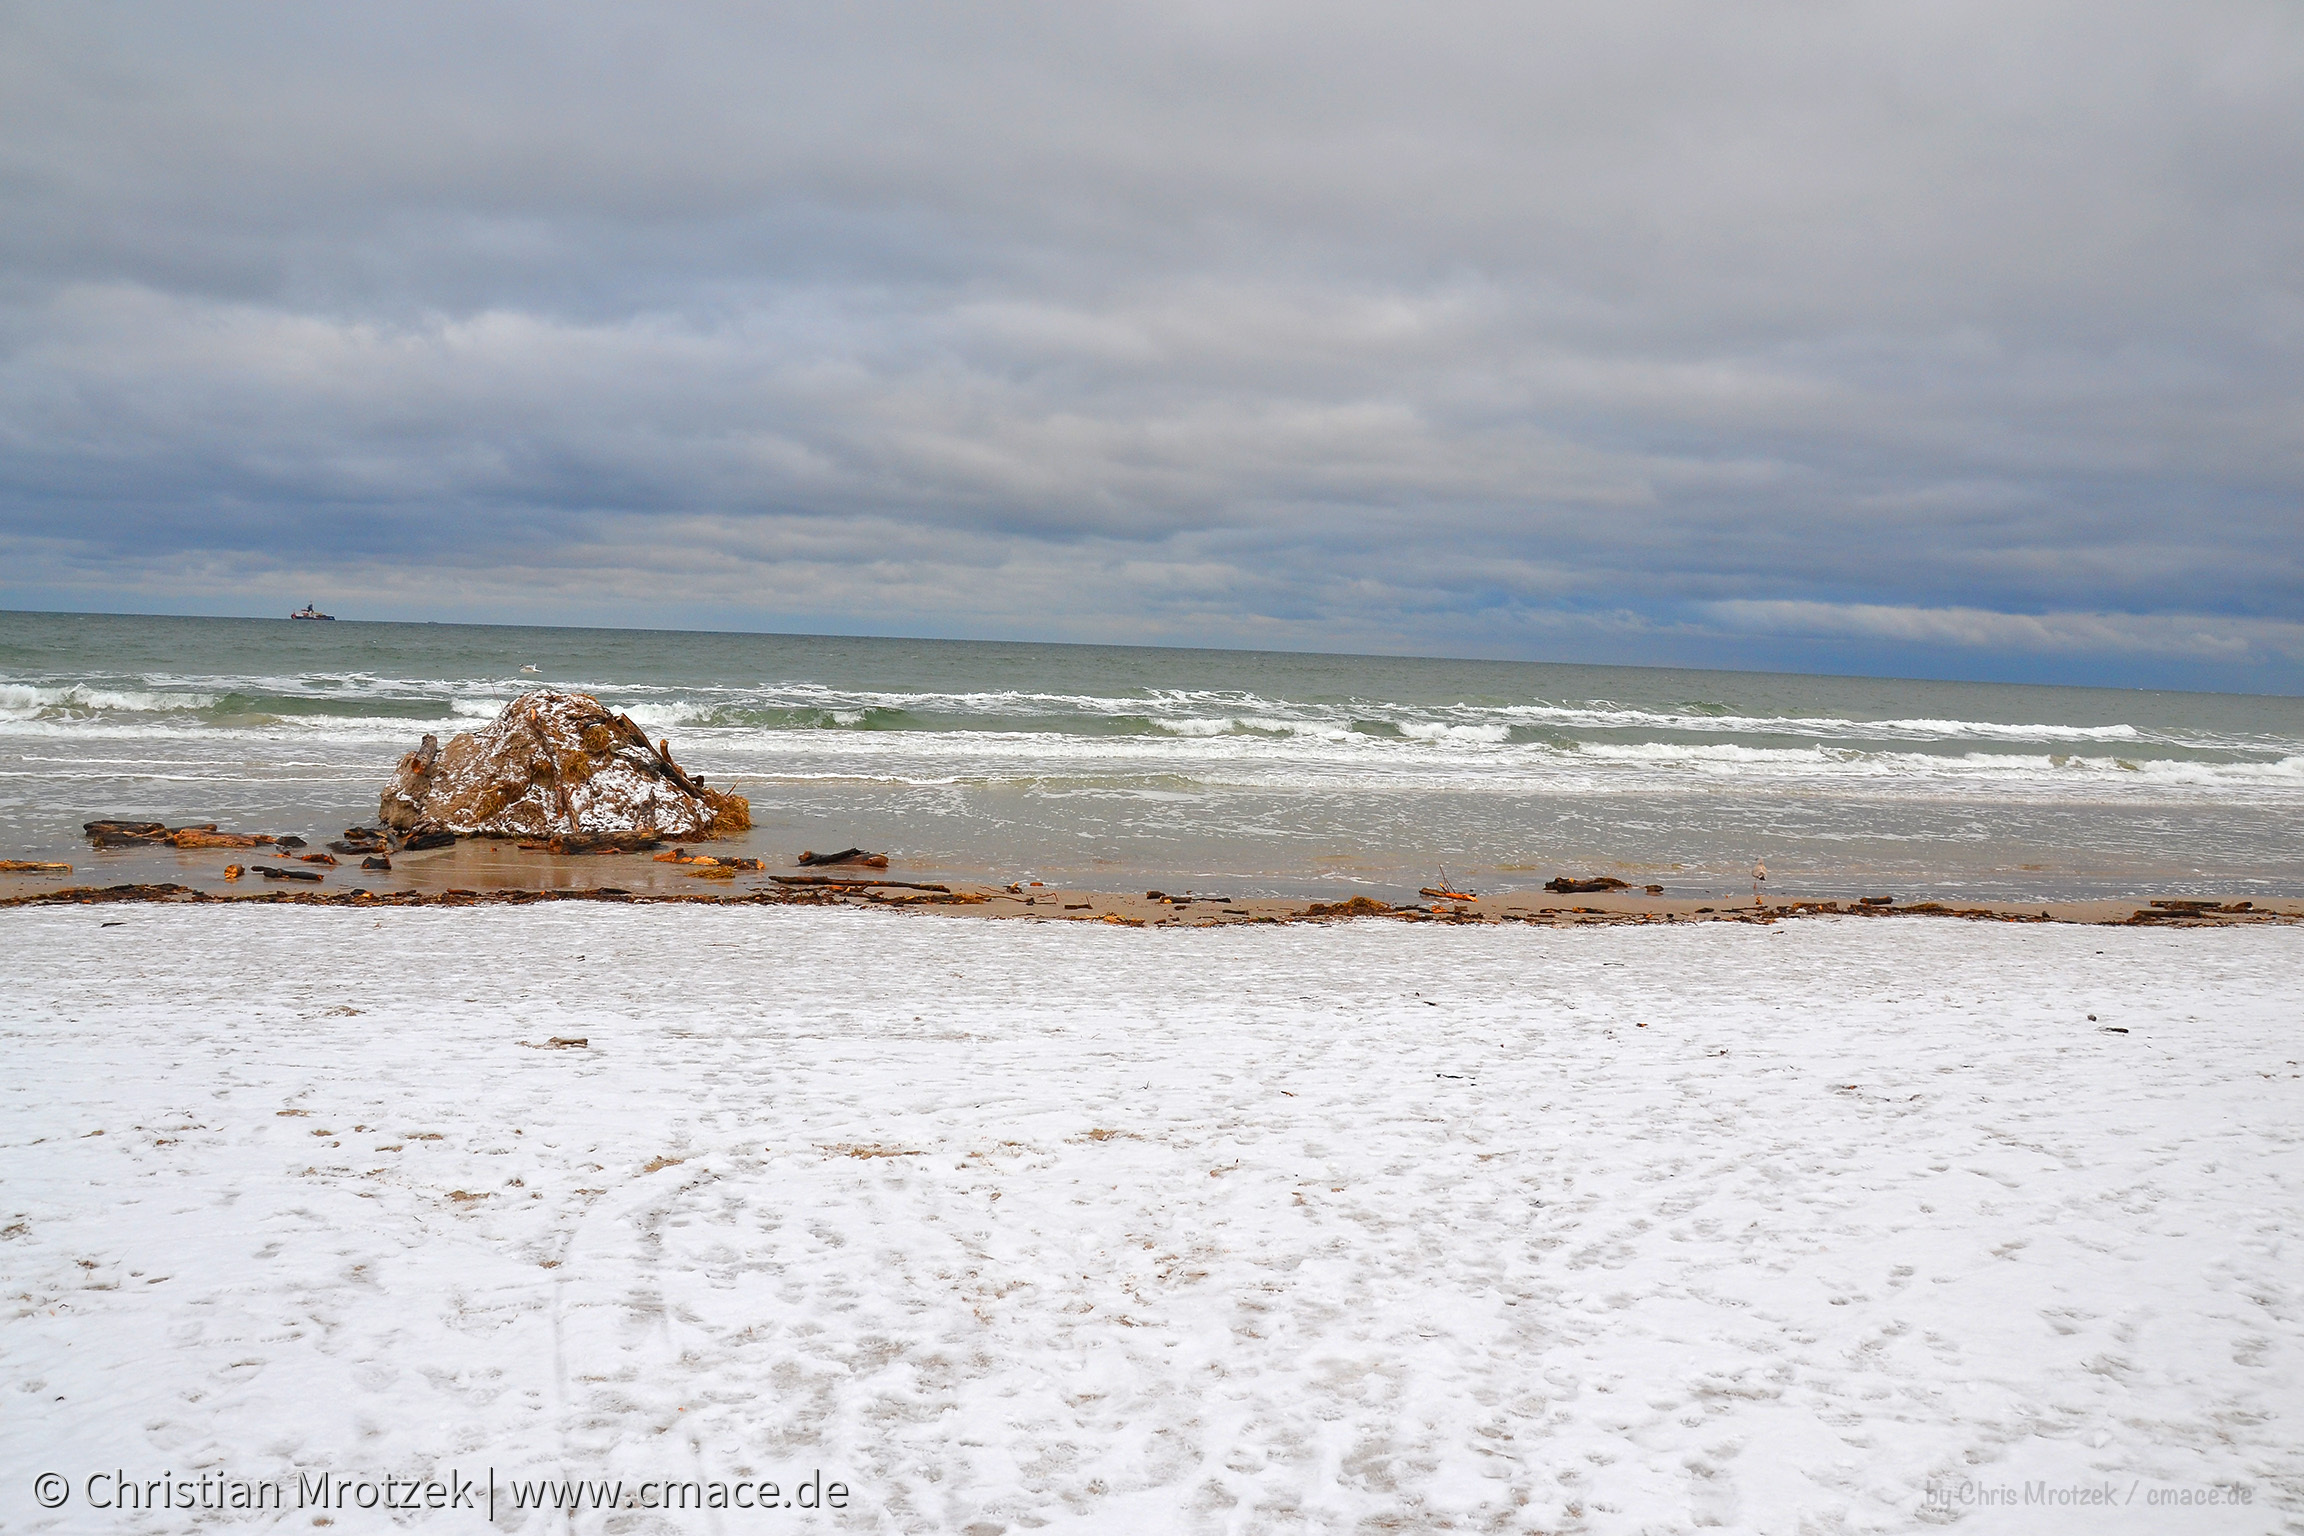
[290,604,335,621]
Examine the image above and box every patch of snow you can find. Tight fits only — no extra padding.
[2,911,2297,1533]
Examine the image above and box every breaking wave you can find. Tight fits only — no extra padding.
[4,668,2300,804]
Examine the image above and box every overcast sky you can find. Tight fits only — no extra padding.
[3,1,2300,690]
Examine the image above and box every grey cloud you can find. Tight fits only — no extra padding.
[2,2,2301,690]
[1705,600,2304,666]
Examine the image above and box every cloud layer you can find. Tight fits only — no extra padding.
[3,2,2300,689]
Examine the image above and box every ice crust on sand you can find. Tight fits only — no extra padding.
[2,910,2298,1534]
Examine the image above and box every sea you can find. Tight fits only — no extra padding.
[3,609,2301,902]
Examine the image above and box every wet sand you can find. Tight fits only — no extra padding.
[3,837,2296,927]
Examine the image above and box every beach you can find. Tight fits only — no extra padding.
[9,3,2304,1529]
[6,613,2304,1532]
[6,613,2304,907]
[5,904,2300,1533]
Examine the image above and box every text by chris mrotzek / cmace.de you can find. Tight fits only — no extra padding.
[33,1467,852,1518]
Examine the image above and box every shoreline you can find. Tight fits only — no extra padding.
[5,875,2295,927]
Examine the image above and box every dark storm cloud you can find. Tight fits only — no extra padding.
[2,1,2301,687]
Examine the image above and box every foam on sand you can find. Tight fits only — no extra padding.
[3,910,2298,1532]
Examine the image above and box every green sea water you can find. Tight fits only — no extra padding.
[4,610,2301,900]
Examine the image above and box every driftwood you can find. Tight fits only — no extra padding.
[83,820,170,845]
[1419,886,1478,901]
[84,820,290,851]
[770,875,950,891]
[400,828,458,851]
[379,692,748,842]
[172,828,275,849]
[1544,876,1630,893]
[653,849,764,870]
[0,860,72,873]
[797,848,888,868]
[2130,901,2256,921]
[539,831,662,854]
[253,865,324,882]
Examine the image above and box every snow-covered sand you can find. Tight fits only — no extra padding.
[3,908,2299,1534]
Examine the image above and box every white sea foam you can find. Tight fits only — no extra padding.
[3,669,2291,756]
[10,705,2298,802]
[1398,720,1514,743]
[6,655,2301,891]
[702,725,2304,794]
[0,682,220,717]
[1476,701,2163,744]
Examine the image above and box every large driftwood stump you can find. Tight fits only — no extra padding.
[378,691,751,841]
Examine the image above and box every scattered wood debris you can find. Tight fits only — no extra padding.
[770,875,950,891]
[654,848,764,869]
[84,820,284,850]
